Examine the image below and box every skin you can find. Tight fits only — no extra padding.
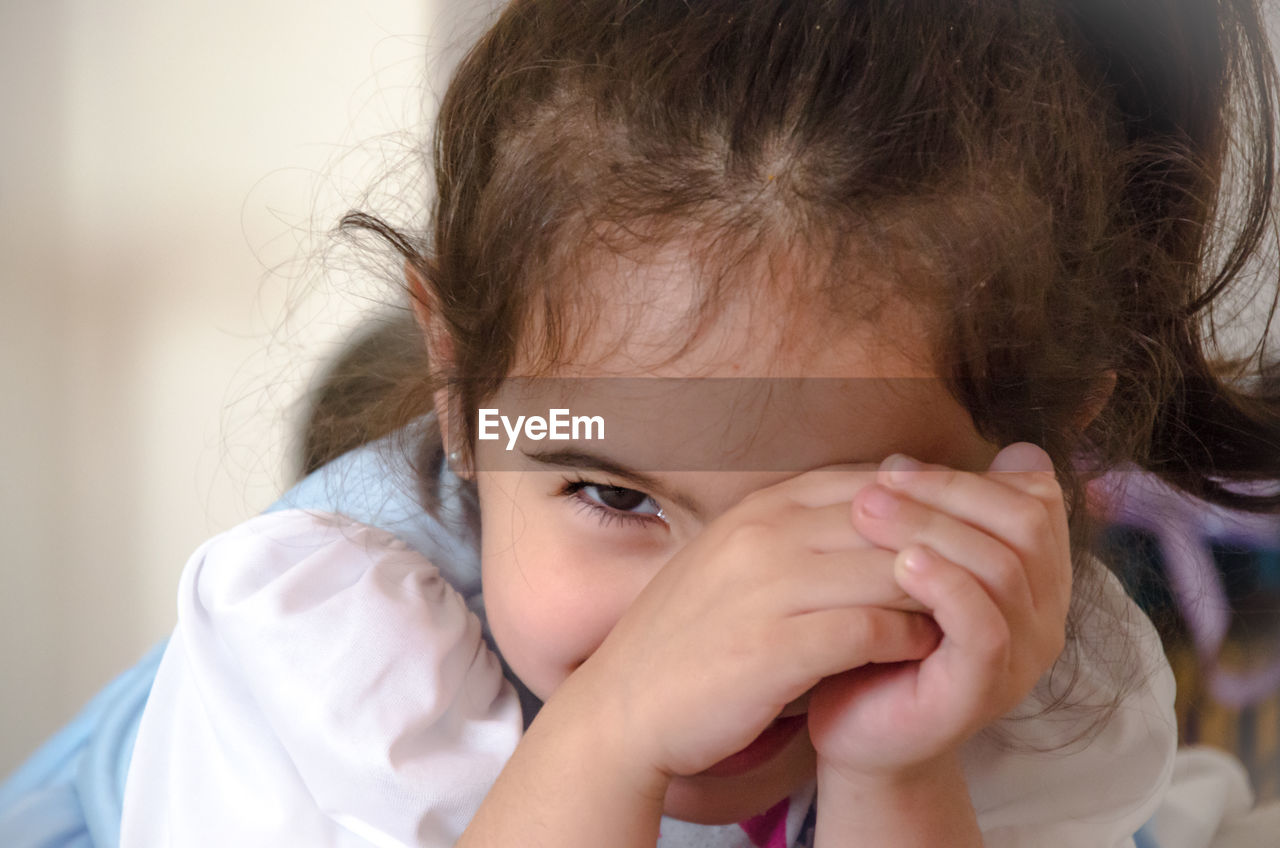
[412,246,1083,845]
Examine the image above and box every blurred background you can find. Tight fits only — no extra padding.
[0,0,502,775]
[2,0,1280,807]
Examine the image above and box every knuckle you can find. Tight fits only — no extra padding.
[1025,471,1063,502]
[986,547,1024,597]
[915,464,959,494]
[1010,496,1051,535]
[738,486,772,509]
[774,500,807,524]
[735,488,802,525]
[721,516,798,573]
[722,520,775,555]
[938,465,963,489]
[733,492,777,527]
[757,472,808,499]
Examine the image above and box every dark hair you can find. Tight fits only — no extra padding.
[328,0,1280,745]
[295,310,426,478]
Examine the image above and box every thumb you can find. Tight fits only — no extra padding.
[988,441,1054,474]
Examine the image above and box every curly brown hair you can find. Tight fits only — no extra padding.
[313,0,1280,744]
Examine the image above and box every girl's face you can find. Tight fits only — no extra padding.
[457,250,1001,824]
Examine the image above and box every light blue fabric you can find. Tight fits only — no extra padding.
[1134,821,1161,848]
[0,642,165,848]
[0,427,486,847]
[265,423,481,601]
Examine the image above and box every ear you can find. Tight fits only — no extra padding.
[406,258,452,363]
[1075,369,1116,433]
[405,259,470,478]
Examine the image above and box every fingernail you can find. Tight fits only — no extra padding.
[898,547,930,574]
[859,486,899,518]
[882,453,922,486]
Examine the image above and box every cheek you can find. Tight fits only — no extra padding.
[482,532,644,700]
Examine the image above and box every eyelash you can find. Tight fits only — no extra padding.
[558,475,666,530]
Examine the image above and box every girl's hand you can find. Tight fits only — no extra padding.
[558,466,942,783]
[808,442,1073,779]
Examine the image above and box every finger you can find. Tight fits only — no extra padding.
[781,607,941,686]
[794,548,930,614]
[723,525,925,614]
[779,499,878,553]
[867,455,1067,614]
[893,545,1011,718]
[987,441,1053,474]
[985,442,1070,550]
[852,485,1036,620]
[762,464,880,509]
[985,442,1073,605]
[744,541,928,615]
[873,454,1064,557]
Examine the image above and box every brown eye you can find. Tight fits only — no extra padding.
[559,478,666,529]
[596,486,649,511]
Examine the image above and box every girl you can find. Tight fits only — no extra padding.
[5,0,1280,845]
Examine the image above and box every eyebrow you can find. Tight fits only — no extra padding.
[520,447,706,519]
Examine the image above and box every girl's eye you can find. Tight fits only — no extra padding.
[559,478,666,529]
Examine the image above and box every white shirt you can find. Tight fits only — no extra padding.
[121,510,523,847]
[118,444,1225,847]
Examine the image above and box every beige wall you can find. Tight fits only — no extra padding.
[0,0,515,773]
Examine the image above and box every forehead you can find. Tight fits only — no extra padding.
[482,241,999,486]
[515,236,926,380]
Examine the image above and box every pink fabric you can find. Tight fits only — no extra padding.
[739,797,789,848]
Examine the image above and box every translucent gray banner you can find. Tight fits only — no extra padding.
[444,377,1038,474]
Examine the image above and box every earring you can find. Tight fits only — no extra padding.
[447,448,474,481]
